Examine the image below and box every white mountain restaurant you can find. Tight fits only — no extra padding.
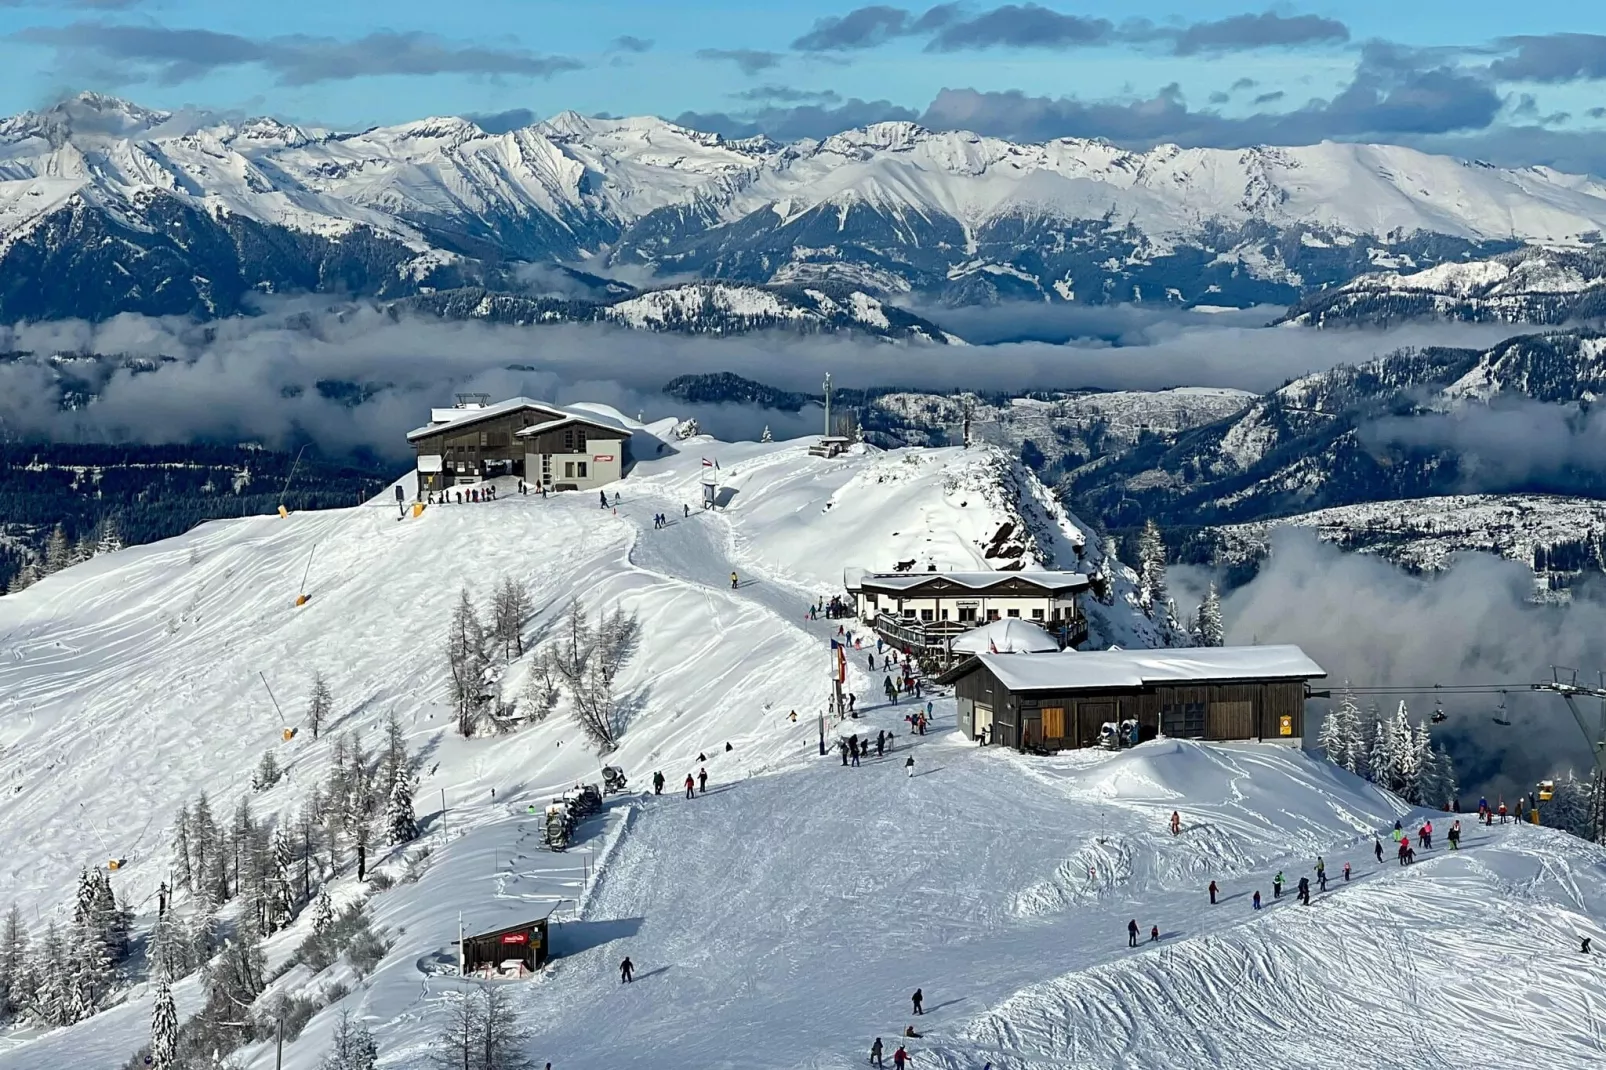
[408,395,631,496]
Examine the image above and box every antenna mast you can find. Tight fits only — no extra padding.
[823,372,832,439]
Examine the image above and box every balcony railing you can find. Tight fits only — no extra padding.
[871,610,1089,664]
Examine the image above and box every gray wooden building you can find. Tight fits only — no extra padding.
[938,645,1325,751]
[407,395,630,496]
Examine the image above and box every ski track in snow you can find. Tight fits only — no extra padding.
[2,428,1606,1069]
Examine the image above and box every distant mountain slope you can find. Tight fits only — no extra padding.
[396,282,960,341]
[13,94,1606,319]
[1280,245,1606,327]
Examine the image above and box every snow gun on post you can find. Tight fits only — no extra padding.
[260,671,297,742]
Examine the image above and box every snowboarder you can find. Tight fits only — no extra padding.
[1170,811,1181,836]
[1128,919,1139,947]
[871,1038,885,1067]
[620,957,634,983]
[653,771,664,795]
[1209,880,1218,905]
[1315,857,1326,891]
[1273,871,1283,899]
[905,755,915,778]
[911,988,923,1015]
[1252,891,1262,910]
[1297,876,1310,905]
[1585,937,1593,954]
[1374,837,1384,863]
[684,775,695,799]
[1343,862,1351,882]
[892,1046,909,1069]
[698,767,708,793]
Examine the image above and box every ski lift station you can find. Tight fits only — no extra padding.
[936,645,1326,752]
[407,395,632,496]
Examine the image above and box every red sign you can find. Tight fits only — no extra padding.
[592,455,615,462]
[500,932,529,945]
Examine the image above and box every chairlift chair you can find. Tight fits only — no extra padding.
[1430,699,1447,724]
[1538,780,1557,802]
[1492,695,1512,727]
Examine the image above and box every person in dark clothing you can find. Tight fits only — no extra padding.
[911,988,923,1015]
[1398,841,1410,866]
[871,1038,885,1068]
[840,739,850,766]
[876,730,885,757]
[1128,919,1139,947]
[620,957,633,983]
[698,767,708,793]
[1297,877,1310,906]
[684,775,695,799]
[1374,838,1384,863]
[1585,937,1593,954]
[1273,872,1283,898]
[600,490,608,509]
[652,771,664,795]
[850,737,861,767]
[1150,925,1159,942]
[848,694,856,714]
[1208,880,1218,904]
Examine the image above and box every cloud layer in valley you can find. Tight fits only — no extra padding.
[1224,531,1606,800]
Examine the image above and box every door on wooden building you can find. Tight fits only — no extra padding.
[1077,702,1113,748]
[1041,706,1066,744]
[1207,701,1255,740]
[975,702,994,743]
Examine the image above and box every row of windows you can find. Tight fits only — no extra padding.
[901,606,1061,621]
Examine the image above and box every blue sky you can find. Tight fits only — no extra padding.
[4,2,1606,172]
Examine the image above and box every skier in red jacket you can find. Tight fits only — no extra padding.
[684,775,695,799]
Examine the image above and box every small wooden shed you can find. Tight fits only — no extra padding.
[460,917,551,978]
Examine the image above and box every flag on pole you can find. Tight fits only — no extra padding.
[701,457,714,468]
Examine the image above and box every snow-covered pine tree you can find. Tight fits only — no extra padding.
[378,713,409,801]
[311,890,334,936]
[295,799,321,902]
[385,774,418,846]
[1135,520,1165,618]
[1386,701,1416,796]
[1435,745,1460,810]
[43,524,70,575]
[447,588,489,738]
[149,981,178,1070]
[490,577,533,660]
[190,791,221,902]
[1196,583,1224,647]
[307,670,333,741]
[95,515,123,556]
[171,803,193,893]
[1415,729,1442,809]
[1317,707,1346,766]
[146,907,190,984]
[0,904,28,1022]
[251,750,282,793]
[347,730,374,825]
[1331,688,1365,776]
[320,1007,378,1070]
[29,921,68,1027]
[760,425,773,444]
[1542,771,1593,838]
[1401,722,1430,804]
[1367,713,1392,787]
[272,827,299,931]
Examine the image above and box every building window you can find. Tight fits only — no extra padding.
[564,462,575,478]
[920,609,934,622]
[1161,703,1206,739]
[958,606,977,623]
[577,462,588,478]
[564,428,575,451]
[1031,608,1045,620]
[939,609,950,621]
[1007,609,1020,618]
[480,432,488,447]
[986,609,1000,621]
[902,608,916,619]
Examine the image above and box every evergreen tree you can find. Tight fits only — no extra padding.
[1416,731,1443,809]
[320,1008,379,1070]
[307,670,334,741]
[43,524,70,575]
[1401,721,1429,804]
[311,890,335,936]
[251,750,282,793]
[29,922,68,1027]
[447,588,489,737]
[760,425,773,443]
[1385,701,1415,796]
[95,515,124,556]
[1136,519,1166,618]
[1435,745,1460,810]
[1333,689,1366,777]
[172,803,193,893]
[1367,714,1392,788]
[146,908,190,984]
[1317,707,1346,766]
[272,827,299,931]
[379,713,409,801]
[1196,583,1224,646]
[149,981,179,1070]
[385,774,418,846]
[0,904,28,1022]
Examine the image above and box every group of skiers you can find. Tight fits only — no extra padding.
[840,732,891,765]
[598,490,622,510]
[426,482,503,505]
[867,990,928,1067]
[647,768,709,797]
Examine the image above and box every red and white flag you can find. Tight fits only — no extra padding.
[701,457,714,467]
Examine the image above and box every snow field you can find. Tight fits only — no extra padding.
[4,423,1606,1070]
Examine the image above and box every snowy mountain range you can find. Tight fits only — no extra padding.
[1281,244,1606,327]
[11,94,1606,321]
[2,421,1604,1070]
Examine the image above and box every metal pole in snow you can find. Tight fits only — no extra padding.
[441,788,447,844]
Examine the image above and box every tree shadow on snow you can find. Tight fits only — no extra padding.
[550,917,646,957]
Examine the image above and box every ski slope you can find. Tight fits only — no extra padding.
[3,422,1606,1069]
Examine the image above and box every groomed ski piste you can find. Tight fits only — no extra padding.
[2,413,1605,1070]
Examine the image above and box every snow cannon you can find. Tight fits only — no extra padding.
[278,505,289,519]
[282,727,297,742]
[602,766,628,794]
[107,858,125,872]
[295,593,310,607]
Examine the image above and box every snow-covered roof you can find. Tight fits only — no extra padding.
[976,644,1325,692]
[849,570,1089,593]
[950,618,1060,655]
[515,407,631,439]
[406,397,629,442]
